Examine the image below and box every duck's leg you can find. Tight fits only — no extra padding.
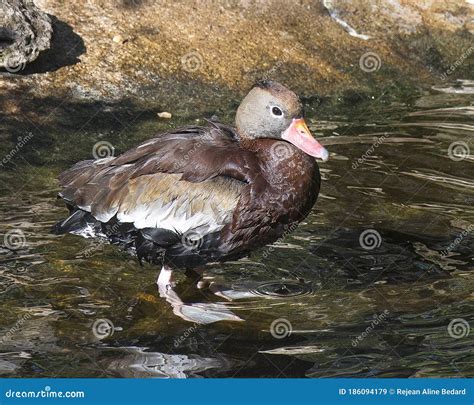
[189,266,249,301]
[192,267,209,290]
[156,265,186,311]
[156,265,243,324]
[157,265,177,297]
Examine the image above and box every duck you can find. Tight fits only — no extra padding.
[53,80,329,322]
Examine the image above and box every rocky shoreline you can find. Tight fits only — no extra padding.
[0,0,52,71]
[1,0,473,117]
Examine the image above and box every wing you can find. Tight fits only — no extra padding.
[57,124,265,236]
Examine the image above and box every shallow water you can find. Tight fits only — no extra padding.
[0,80,473,378]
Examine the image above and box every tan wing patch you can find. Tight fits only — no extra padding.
[116,173,244,232]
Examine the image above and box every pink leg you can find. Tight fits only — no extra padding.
[155,265,243,324]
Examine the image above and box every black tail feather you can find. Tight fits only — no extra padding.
[52,209,99,235]
[53,209,231,268]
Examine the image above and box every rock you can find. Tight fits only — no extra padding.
[1,0,473,112]
[0,0,52,72]
[157,111,172,119]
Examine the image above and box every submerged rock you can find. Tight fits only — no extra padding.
[0,0,52,72]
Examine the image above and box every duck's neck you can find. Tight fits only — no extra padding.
[240,138,321,219]
[240,138,319,185]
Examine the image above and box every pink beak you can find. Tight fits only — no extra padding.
[282,118,329,161]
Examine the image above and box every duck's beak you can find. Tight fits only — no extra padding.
[282,118,329,161]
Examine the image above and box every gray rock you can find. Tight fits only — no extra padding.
[0,0,52,72]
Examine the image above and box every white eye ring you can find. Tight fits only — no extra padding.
[270,106,284,117]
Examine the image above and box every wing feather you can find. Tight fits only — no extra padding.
[57,124,259,234]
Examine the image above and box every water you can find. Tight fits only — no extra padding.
[0,81,473,378]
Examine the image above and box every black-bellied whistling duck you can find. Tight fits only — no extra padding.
[54,80,329,322]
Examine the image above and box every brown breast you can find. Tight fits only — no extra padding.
[219,138,321,256]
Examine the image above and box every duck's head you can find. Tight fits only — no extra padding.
[235,80,329,161]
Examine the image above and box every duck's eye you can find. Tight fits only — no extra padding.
[271,106,283,116]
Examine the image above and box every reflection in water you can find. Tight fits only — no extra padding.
[432,80,474,94]
[158,279,244,324]
[103,347,227,378]
[0,84,473,377]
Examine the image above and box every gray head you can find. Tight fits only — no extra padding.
[235,80,328,161]
[236,80,303,138]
